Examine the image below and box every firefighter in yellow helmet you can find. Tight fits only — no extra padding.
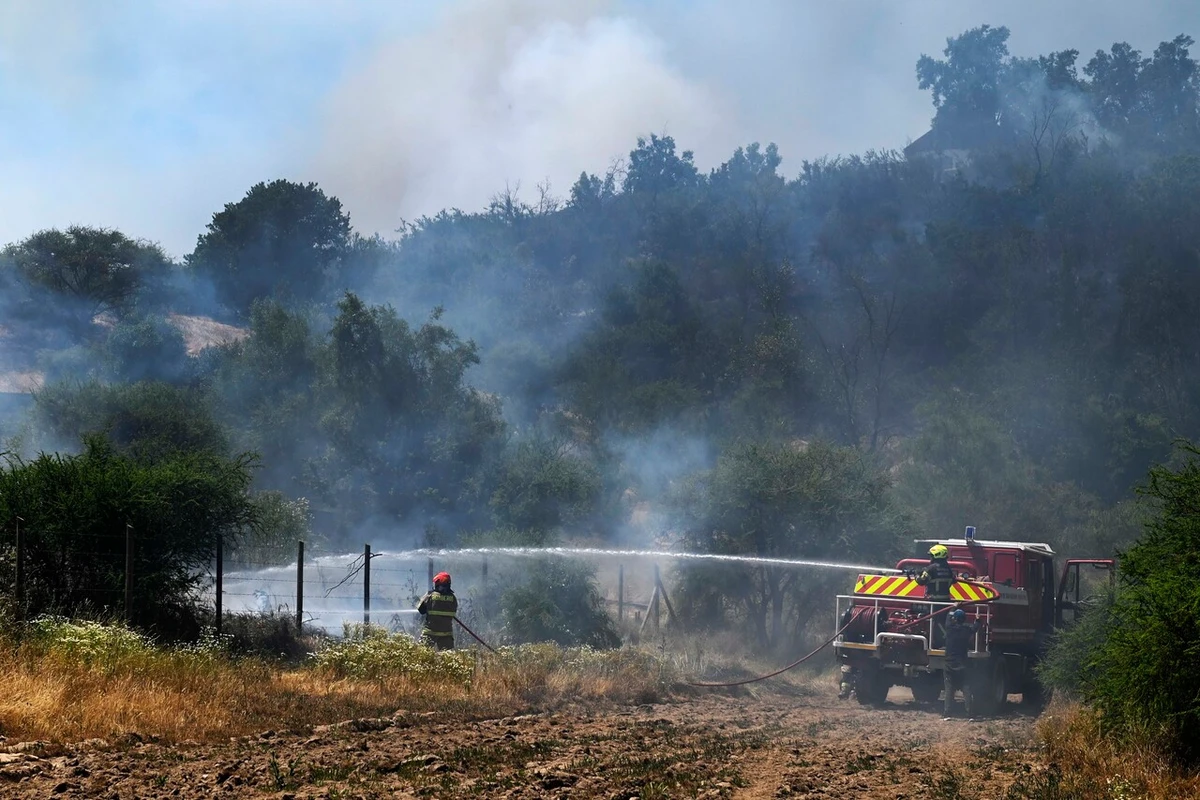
[417,572,458,650]
[917,544,955,602]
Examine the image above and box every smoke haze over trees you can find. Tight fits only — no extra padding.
[1,24,1200,665]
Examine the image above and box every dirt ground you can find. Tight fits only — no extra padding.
[0,686,1048,799]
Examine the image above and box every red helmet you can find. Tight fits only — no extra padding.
[433,572,451,586]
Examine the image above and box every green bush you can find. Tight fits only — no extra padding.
[1078,441,1200,765]
[500,558,620,648]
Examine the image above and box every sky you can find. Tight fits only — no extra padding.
[0,0,1194,258]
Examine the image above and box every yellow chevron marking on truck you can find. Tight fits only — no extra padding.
[950,581,998,601]
[854,574,922,597]
[854,575,998,601]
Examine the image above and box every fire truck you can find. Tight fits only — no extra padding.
[833,527,1113,715]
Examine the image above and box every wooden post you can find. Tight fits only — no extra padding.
[482,556,488,589]
[364,544,371,626]
[214,533,223,636]
[651,564,662,633]
[617,564,624,622]
[14,516,24,622]
[638,585,659,637]
[427,557,434,588]
[654,568,682,632]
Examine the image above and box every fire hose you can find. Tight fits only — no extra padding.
[450,594,997,687]
[684,607,872,688]
[685,595,998,689]
[454,618,498,653]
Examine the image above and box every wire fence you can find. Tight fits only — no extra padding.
[4,521,669,638]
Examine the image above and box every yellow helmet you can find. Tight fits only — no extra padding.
[929,544,949,559]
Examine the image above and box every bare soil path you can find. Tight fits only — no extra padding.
[0,687,1045,799]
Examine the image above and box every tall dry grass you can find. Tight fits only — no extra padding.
[1016,701,1200,800]
[0,619,672,744]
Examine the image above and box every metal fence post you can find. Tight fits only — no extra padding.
[296,540,304,632]
[214,533,223,636]
[124,523,134,623]
[364,543,371,626]
[14,516,24,622]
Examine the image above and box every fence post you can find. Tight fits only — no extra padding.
[124,523,133,623]
[214,533,223,636]
[651,564,661,633]
[364,543,371,626]
[427,557,434,588]
[617,563,624,622]
[482,556,488,590]
[296,540,304,632]
[14,516,24,622]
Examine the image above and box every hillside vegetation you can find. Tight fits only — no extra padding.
[3,23,1200,770]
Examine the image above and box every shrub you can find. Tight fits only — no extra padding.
[499,557,621,648]
[311,624,474,683]
[1073,441,1200,765]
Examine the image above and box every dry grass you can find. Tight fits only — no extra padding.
[1008,700,1200,800]
[0,621,671,745]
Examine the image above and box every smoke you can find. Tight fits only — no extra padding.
[312,0,733,237]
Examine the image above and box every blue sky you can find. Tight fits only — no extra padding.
[0,0,1194,257]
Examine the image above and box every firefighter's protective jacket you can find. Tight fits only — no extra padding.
[917,559,955,601]
[417,589,458,640]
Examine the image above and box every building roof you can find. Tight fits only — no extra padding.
[915,538,1055,556]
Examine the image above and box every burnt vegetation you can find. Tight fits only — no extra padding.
[2,24,1200,764]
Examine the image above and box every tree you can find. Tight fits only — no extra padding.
[917,25,1014,145]
[2,226,171,331]
[0,437,259,634]
[488,435,601,533]
[674,441,904,650]
[187,180,351,316]
[103,314,191,384]
[29,381,229,465]
[310,293,505,534]
[1077,441,1200,765]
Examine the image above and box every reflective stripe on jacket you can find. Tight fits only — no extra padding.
[418,590,458,637]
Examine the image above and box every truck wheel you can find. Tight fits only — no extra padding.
[968,658,1007,717]
[855,667,890,706]
[1020,675,1049,712]
[911,680,941,705]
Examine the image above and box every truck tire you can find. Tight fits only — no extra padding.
[1020,674,1049,712]
[855,666,890,706]
[911,679,941,705]
[968,658,1007,717]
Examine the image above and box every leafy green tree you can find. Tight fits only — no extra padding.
[310,293,505,535]
[1,227,173,345]
[674,441,904,650]
[917,25,1014,145]
[0,437,259,634]
[489,435,601,533]
[29,381,228,465]
[187,180,351,316]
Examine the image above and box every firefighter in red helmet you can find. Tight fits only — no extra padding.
[418,572,458,650]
